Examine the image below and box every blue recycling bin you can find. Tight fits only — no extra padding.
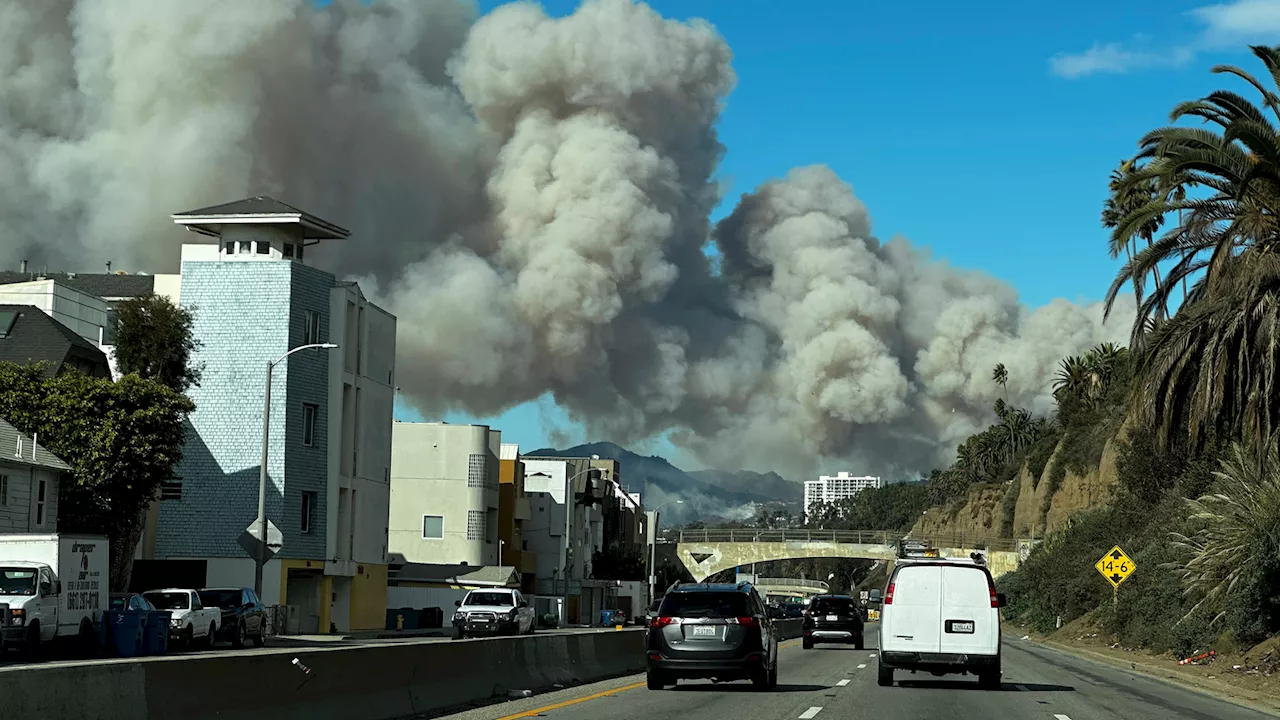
[141,611,171,655]
[102,611,144,657]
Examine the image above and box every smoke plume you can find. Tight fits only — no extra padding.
[0,0,1133,479]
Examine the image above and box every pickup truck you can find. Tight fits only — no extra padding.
[451,588,536,639]
[143,588,220,649]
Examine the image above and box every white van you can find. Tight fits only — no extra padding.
[876,557,1005,688]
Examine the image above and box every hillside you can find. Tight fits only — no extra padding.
[524,442,802,522]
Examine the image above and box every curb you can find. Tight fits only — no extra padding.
[1019,633,1280,716]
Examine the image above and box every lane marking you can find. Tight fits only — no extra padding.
[869,653,877,658]
[799,708,823,719]
[495,682,644,720]
[857,663,867,669]
[1054,715,1072,720]
[836,679,850,686]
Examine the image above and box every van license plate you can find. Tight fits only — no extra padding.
[691,625,717,637]
[826,615,839,621]
[946,620,975,634]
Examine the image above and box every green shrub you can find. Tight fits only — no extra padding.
[999,479,1021,538]
[1025,429,1062,487]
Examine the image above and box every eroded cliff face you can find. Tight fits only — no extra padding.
[912,431,1123,542]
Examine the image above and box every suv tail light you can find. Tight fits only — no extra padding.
[736,616,758,628]
[651,616,676,628]
[884,583,895,605]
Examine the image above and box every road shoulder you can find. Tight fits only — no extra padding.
[1005,628,1280,717]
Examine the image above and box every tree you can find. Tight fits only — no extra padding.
[1101,159,1166,311]
[591,542,646,582]
[0,362,194,591]
[112,293,202,393]
[1102,45,1280,349]
[992,363,1008,401]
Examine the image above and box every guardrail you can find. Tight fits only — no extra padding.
[672,528,1021,552]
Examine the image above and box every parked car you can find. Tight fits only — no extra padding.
[451,588,536,639]
[802,594,864,649]
[645,582,778,690]
[143,589,220,649]
[198,587,266,649]
[877,556,1005,688]
[108,593,156,612]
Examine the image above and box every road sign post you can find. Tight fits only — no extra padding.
[1094,545,1136,604]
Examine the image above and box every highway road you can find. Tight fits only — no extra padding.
[441,625,1278,720]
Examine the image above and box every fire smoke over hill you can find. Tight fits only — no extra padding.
[0,0,1133,478]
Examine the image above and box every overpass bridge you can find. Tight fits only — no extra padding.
[671,528,1027,582]
[753,577,830,599]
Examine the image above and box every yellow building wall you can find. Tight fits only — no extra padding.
[351,564,389,631]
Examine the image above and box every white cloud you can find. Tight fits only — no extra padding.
[1050,0,1280,79]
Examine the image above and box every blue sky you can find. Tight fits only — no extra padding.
[395,0,1280,462]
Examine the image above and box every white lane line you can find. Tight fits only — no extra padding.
[836,679,850,686]
[869,653,877,658]
[799,708,823,719]
[857,663,867,669]
[1054,715,1072,720]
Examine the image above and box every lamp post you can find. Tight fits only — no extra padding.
[254,342,340,599]
[647,500,683,607]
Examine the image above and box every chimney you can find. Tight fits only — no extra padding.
[105,261,112,274]
[20,259,27,273]
[31,432,36,461]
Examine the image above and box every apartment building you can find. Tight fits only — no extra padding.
[133,197,396,635]
[388,422,501,567]
[803,472,884,521]
[521,456,610,623]
[498,443,537,593]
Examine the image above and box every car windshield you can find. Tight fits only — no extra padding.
[0,568,37,596]
[659,592,749,618]
[198,590,242,609]
[465,592,513,607]
[812,598,857,614]
[144,591,190,610]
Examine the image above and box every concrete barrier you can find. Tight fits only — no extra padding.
[774,618,804,640]
[0,628,646,720]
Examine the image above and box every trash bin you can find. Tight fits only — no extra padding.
[421,607,444,629]
[141,611,171,655]
[103,611,144,658]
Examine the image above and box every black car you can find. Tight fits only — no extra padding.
[197,587,267,648]
[645,582,778,690]
[802,594,865,650]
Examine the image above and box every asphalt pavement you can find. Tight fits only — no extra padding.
[439,624,1279,720]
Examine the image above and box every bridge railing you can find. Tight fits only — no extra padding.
[754,577,830,592]
[672,528,1021,552]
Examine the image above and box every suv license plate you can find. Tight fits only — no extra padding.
[947,620,975,633]
[691,625,717,637]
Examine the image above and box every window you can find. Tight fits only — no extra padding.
[296,243,305,260]
[35,479,46,527]
[255,241,270,254]
[301,491,317,534]
[302,403,318,447]
[466,510,485,541]
[223,241,234,255]
[467,454,486,488]
[160,479,182,501]
[422,515,444,539]
[304,310,321,345]
[238,241,251,255]
[0,474,6,505]
[657,592,750,618]
[283,243,295,259]
[103,307,118,345]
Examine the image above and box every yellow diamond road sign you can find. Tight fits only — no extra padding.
[1095,545,1136,588]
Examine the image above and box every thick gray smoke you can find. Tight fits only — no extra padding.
[0,0,1133,479]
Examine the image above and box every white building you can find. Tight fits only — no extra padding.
[388,422,501,567]
[522,457,608,623]
[803,473,884,521]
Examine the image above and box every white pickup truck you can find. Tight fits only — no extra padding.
[143,588,220,649]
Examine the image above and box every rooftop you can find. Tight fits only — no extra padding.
[0,304,110,378]
[172,195,350,240]
[0,271,155,300]
[0,416,72,472]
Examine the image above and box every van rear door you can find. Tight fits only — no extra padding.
[939,565,998,657]
[884,564,942,654]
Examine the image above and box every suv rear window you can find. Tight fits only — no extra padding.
[659,592,750,618]
[811,597,857,614]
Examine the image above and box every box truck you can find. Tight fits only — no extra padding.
[0,534,109,657]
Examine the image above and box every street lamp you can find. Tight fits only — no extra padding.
[647,500,683,606]
[254,342,340,598]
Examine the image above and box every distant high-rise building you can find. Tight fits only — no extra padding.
[803,472,884,521]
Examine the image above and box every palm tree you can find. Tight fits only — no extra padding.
[992,363,1009,401]
[1101,44,1280,347]
[1170,433,1280,625]
[1102,159,1165,309]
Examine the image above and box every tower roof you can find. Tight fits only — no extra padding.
[171,196,350,240]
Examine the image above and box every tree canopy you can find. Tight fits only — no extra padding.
[112,292,202,394]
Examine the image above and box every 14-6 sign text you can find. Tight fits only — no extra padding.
[1095,545,1137,588]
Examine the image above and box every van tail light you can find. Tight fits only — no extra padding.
[989,583,1000,609]
[651,616,675,628]
[803,610,811,618]
[736,616,758,628]
[884,583,895,605]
